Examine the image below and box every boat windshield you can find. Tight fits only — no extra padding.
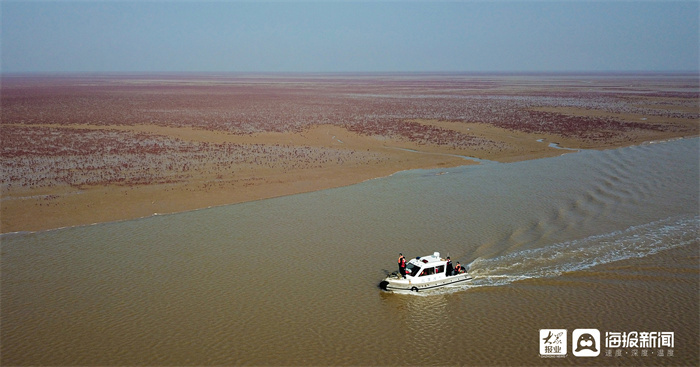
[407,263,421,277]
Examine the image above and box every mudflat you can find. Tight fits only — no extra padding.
[2,73,698,233]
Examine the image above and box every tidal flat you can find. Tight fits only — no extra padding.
[1,73,697,233]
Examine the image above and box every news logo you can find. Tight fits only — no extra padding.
[540,328,675,359]
[572,329,601,357]
[539,329,567,357]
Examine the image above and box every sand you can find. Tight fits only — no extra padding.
[2,124,468,233]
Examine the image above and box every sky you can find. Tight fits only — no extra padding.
[1,1,698,73]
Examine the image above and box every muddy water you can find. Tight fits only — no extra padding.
[2,138,698,366]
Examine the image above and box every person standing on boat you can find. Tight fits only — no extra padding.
[446,256,453,276]
[455,262,463,274]
[398,253,407,278]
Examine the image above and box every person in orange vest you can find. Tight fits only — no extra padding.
[398,253,407,278]
[454,262,463,274]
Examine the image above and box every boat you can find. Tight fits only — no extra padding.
[379,252,472,292]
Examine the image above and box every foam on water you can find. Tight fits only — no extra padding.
[456,215,699,290]
[386,213,698,296]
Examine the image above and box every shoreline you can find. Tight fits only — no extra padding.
[2,135,696,235]
[0,162,468,236]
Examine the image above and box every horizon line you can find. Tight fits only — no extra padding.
[3,70,699,77]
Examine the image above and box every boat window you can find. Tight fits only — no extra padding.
[407,263,421,277]
[436,265,445,273]
[419,267,435,277]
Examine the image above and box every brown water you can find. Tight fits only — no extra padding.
[2,138,698,366]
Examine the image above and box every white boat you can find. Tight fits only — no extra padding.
[379,252,472,292]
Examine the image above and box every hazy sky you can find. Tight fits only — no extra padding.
[2,1,698,73]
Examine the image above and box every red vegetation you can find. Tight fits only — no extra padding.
[0,125,384,189]
[3,74,697,140]
[2,74,697,190]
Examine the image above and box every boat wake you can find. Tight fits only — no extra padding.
[434,215,698,294]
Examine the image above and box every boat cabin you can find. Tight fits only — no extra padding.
[405,252,448,280]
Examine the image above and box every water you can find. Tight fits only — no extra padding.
[2,138,698,365]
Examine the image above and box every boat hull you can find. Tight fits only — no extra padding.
[379,273,472,292]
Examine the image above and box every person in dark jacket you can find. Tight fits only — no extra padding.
[446,256,453,276]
